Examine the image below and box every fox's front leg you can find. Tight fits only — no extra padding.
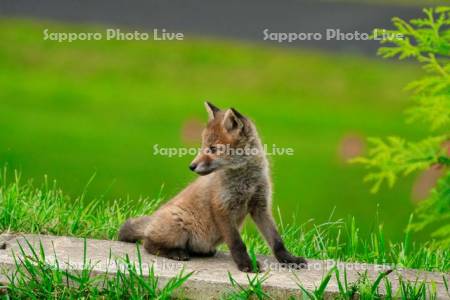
[250,193,307,269]
[213,208,260,272]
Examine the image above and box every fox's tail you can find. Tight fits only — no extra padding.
[118,216,152,243]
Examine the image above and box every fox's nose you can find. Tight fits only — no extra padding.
[189,163,197,171]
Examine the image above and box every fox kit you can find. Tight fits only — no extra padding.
[119,102,307,272]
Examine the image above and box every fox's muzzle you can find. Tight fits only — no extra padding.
[189,162,215,176]
[189,154,217,176]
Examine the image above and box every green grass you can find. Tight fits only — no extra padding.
[0,19,432,242]
[2,237,447,299]
[0,171,447,298]
[0,170,448,273]
[2,238,192,299]
[292,267,445,300]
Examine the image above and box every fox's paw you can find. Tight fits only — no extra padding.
[237,260,262,273]
[166,249,190,261]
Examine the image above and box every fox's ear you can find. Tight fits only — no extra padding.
[222,108,244,133]
[204,101,220,121]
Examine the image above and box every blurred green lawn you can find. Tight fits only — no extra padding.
[0,19,428,241]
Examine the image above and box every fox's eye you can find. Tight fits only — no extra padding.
[209,146,217,154]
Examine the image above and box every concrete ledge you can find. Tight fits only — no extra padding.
[0,234,448,299]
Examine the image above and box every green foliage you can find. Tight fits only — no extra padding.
[354,7,450,246]
[0,168,161,240]
[410,171,450,245]
[294,267,441,300]
[353,136,447,193]
[223,272,271,300]
[0,171,448,298]
[1,170,448,273]
[296,267,334,299]
[3,238,191,299]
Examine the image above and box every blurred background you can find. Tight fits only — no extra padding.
[0,0,445,241]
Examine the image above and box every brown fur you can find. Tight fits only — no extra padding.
[119,102,307,272]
